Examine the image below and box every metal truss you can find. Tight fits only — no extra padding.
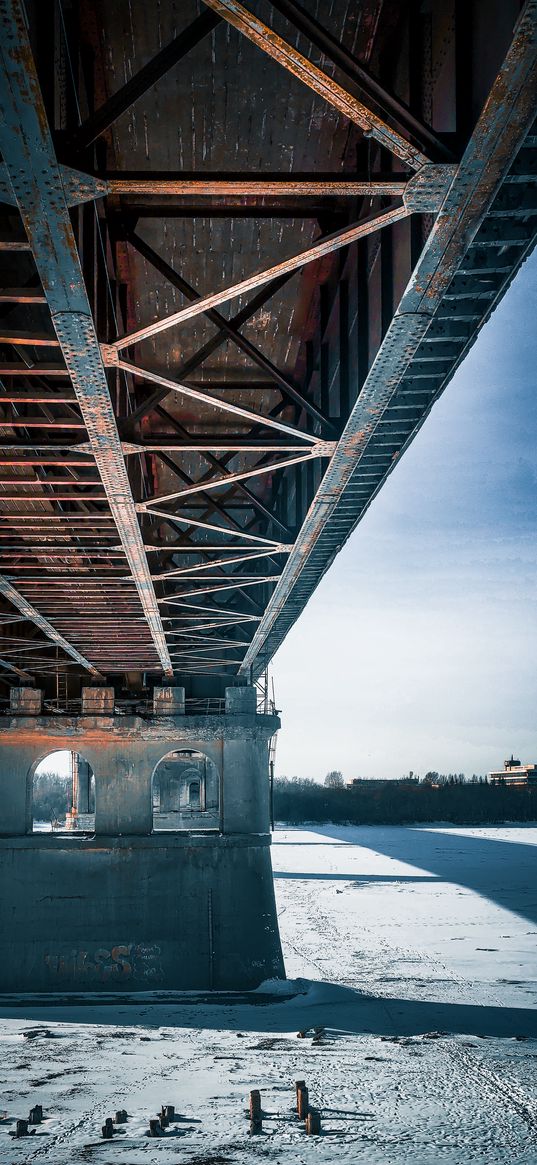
[0,0,534,690]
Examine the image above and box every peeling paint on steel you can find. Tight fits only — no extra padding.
[0,0,173,677]
[200,0,430,169]
[0,576,104,677]
[240,0,537,675]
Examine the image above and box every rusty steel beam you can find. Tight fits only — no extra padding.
[0,239,31,251]
[142,508,284,546]
[0,478,99,486]
[201,0,430,169]
[154,442,292,541]
[0,364,70,375]
[0,637,51,646]
[0,0,173,676]
[170,649,246,660]
[0,418,85,428]
[0,390,77,403]
[168,659,243,668]
[160,577,278,601]
[119,360,320,442]
[0,456,92,464]
[125,272,295,425]
[147,396,300,553]
[268,0,453,161]
[0,288,47,303]
[0,331,60,346]
[0,654,35,681]
[107,204,410,354]
[0,642,60,655]
[155,548,291,580]
[0,442,93,451]
[163,575,278,587]
[0,575,103,677]
[0,493,106,501]
[108,174,407,196]
[163,619,258,633]
[126,230,334,432]
[147,543,288,554]
[169,637,250,647]
[0,548,125,557]
[139,448,332,510]
[240,0,537,676]
[0,514,115,522]
[125,439,324,453]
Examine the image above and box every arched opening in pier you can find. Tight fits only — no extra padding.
[152,749,219,832]
[31,751,95,833]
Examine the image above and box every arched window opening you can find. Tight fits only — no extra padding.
[152,749,219,832]
[189,780,201,808]
[32,751,95,834]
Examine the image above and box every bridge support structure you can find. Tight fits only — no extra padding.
[0,686,283,992]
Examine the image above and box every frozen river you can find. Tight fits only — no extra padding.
[1,824,536,1163]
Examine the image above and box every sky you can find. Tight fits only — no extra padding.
[35,750,70,778]
[273,250,537,782]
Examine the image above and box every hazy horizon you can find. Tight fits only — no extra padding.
[273,250,537,783]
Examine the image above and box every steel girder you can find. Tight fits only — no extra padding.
[0,0,534,689]
[0,577,103,679]
[240,0,537,677]
[0,0,173,677]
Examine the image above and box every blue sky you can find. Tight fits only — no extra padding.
[274,250,537,781]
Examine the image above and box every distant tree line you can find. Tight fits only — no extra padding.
[274,774,537,826]
[33,770,71,822]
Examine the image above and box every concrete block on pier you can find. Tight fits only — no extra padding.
[225,685,257,715]
[10,687,42,715]
[81,687,115,715]
[153,687,185,716]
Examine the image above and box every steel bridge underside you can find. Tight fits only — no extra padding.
[0,0,535,700]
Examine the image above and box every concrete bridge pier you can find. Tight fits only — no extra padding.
[0,684,284,993]
[71,754,92,815]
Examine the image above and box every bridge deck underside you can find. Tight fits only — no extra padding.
[0,0,535,698]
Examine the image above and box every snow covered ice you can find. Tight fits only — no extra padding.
[1,824,537,1163]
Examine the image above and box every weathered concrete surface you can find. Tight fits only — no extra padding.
[81,686,115,714]
[9,686,42,715]
[0,708,280,835]
[0,833,283,991]
[0,690,284,991]
[152,686,185,715]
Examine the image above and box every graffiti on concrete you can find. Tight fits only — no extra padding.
[44,943,164,982]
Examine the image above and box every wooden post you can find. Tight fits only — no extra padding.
[164,1105,175,1121]
[115,1110,127,1124]
[249,1090,261,1120]
[149,1118,162,1137]
[29,1105,42,1124]
[102,1123,113,1139]
[295,1079,306,1111]
[297,1085,309,1120]
[306,1108,321,1135]
[16,1119,28,1137]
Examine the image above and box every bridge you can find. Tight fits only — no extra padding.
[0,0,535,992]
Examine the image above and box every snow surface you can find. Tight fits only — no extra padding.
[1,823,537,1163]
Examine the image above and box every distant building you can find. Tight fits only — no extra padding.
[489,756,537,787]
[347,777,419,788]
